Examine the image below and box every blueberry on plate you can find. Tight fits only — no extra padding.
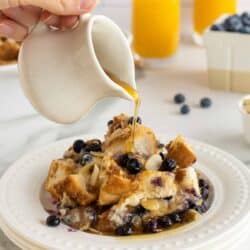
[241,12,250,26]
[72,140,86,153]
[126,158,141,174]
[143,219,158,233]
[174,93,185,104]
[169,213,182,223]
[160,158,177,172]
[46,215,61,227]
[117,153,130,167]
[115,223,133,236]
[200,97,212,108]
[128,116,142,125]
[85,141,102,152]
[180,104,190,115]
[210,24,225,31]
[80,153,93,166]
[223,15,243,32]
[158,216,172,228]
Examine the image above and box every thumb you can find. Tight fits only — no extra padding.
[0,0,96,15]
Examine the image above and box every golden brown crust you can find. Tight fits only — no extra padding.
[0,38,20,64]
[167,136,197,168]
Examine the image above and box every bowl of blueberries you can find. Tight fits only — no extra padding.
[204,12,250,93]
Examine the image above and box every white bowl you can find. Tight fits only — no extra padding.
[204,15,250,93]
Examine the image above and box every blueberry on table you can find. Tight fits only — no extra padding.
[174,93,185,104]
[160,158,177,172]
[224,15,243,32]
[211,24,225,31]
[46,215,61,227]
[73,140,86,153]
[241,12,250,26]
[80,153,93,166]
[180,104,190,115]
[115,223,133,236]
[200,97,212,108]
[126,158,141,174]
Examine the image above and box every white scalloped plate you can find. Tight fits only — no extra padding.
[0,135,249,250]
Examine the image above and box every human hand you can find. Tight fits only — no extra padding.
[0,0,97,41]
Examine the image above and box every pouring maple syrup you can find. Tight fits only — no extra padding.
[105,71,141,152]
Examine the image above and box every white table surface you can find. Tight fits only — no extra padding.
[0,2,250,249]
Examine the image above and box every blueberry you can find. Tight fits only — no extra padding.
[143,219,158,233]
[126,158,141,174]
[160,158,177,172]
[180,104,190,115]
[201,187,209,200]
[174,93,185,104]
[107,120,113,126]
[240,26,250,34]
[80,153,93,166]
[200,97,212,108]
[224,15,243,32]
[128,116,142,125]
[117,154,130,167]
[169,213,182,223]
[73,140,86,153]
[133,205,146,216]
[198,179,209,189]
[46,215,61,227]
[115,223,133,236]
[195,203,208,214]
[211,24,225,31]
[85,142,102,152]
[158,216,172,228]
[241,12,250,26]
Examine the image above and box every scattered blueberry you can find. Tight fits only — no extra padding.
[180,104,190,115]
[158,216,172,228]
[128,116,142,125]
[107,120,113,126]
[160,158,177,172]
[169,213,182,223]
[223,15,243,32]
[80,153,93,166]
[241,12,250,26]
[115,223,133,236]
[73,140,86,153]
[174,93,185,104]
[200,97,212,108]
[85,141,102,152]
[46,215,61,227]
[126,158,141,174]
[133,205,146,216]
[143,219,158,233]
[210,24,225,31]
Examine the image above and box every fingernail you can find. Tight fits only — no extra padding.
[80,0,96,10]
[0,23,13,37]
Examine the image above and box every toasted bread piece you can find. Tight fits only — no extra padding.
[63,174,97,206]
[167,136,196,168]
[45,159,76,199]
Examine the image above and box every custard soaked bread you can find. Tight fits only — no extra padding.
[45,114,210,235]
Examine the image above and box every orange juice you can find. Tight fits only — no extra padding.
[132,0,180,58]
[194,0,237,35]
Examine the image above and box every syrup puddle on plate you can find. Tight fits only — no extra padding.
[105,71,141,152]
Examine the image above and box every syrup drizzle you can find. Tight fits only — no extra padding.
[105,71,141,152]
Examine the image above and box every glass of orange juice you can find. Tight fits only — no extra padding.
[193,0,237,44]
[132,0,180,67]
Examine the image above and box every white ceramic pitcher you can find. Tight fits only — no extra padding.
[18,15,136,124]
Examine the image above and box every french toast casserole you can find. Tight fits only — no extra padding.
[45,114,211,235]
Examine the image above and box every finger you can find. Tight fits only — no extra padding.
[0,0,97,15]
[42,12,79,29]
[0,16,27,41]
[2,6,41,27]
